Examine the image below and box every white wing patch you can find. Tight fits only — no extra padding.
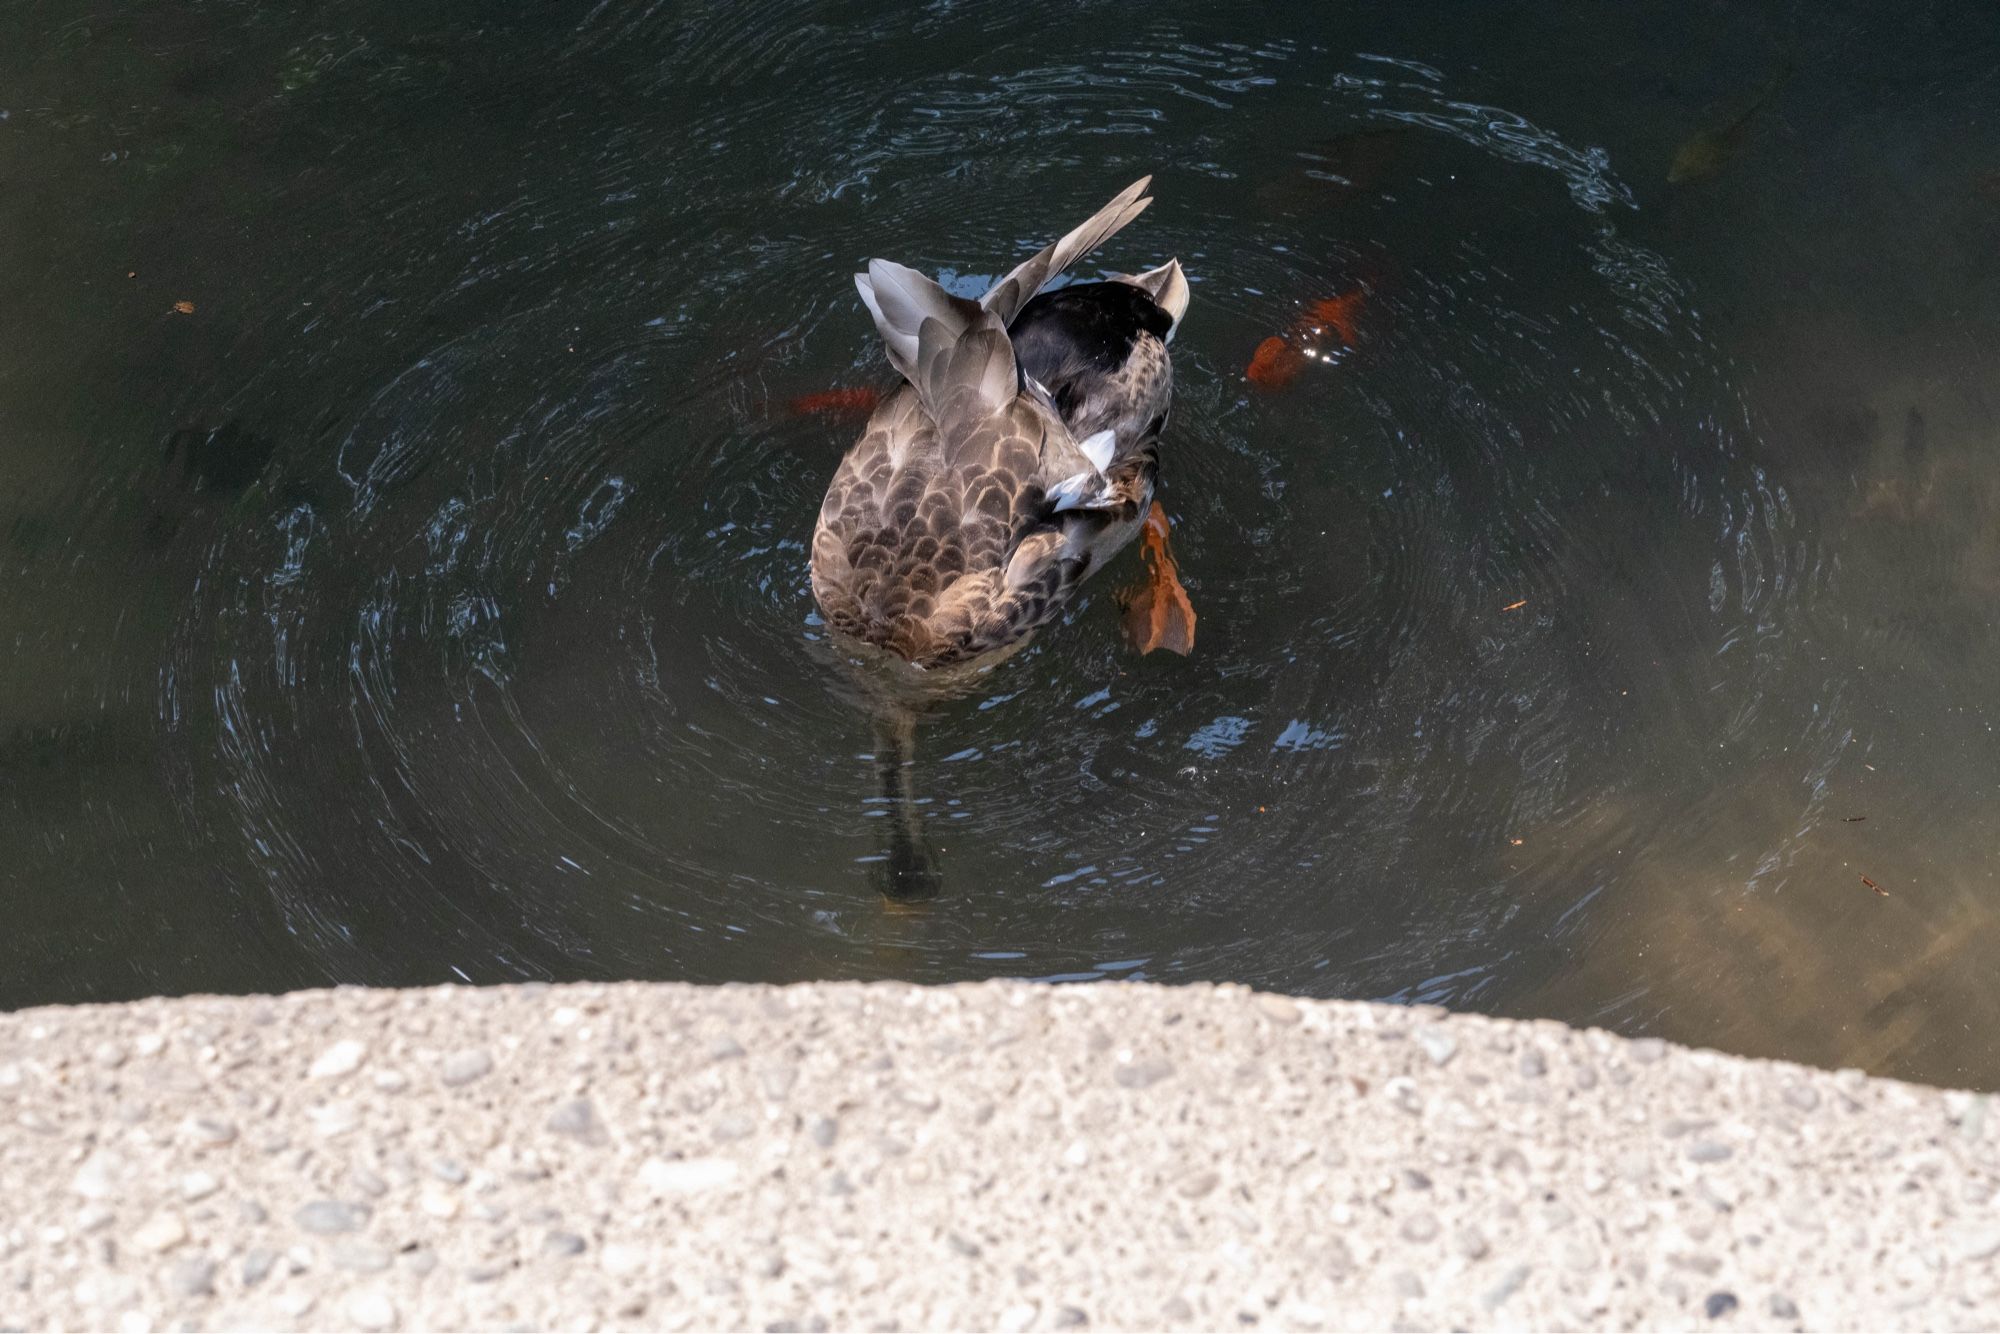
[1047,471,1114,513]
[1046,429,1120,513]
[1077,429,1116,472]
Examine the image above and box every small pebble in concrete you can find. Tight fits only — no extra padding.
[714,1112,757,1142]
[184,1117,237,1145]
[166,1255,215,1299]
[1455,1227,1490,1260]
[1178,1171,1220,1199]
[71,1150,125,1199]
[1416,1026,1458,1066]
[545,1230,588,1257]
[600,1242,646,1276]
[132,1212,187,1254]
[308,1040,367,1079]
[294,1200,365,1234]
[1519,1048,1548,1078]
[948,1232,982,1258]
[241,1248,277,1287]
[178,1170,218,1203]
[639,1157,740,1194]
[809,1116,839,1148]
[348,1167,388,1198]
[429,1157,468,1184]
[345,1289,397,1332]
[334,1243,393,1272]
[1399,1212,1440,1243]
[1484,1264,1531,1310]
[1113,1058,1173,1090]
[761,1064,799,1101]
[1686,1140,1734,1164]
[1956,1230,2000,1263]
[1386,1076,1422,1114]
[1256,995,1301,1024]
[1055,1306,1089,1327]
[1769,1294,1800,1319]
[709,1036,746,1061]
[1630,1038,1667,1064]
[548,1098,608,1145]
[1704,1291,1740,1319]
[437,1049,493,1086]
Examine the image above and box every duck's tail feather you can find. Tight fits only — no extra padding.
[856,260,1018,432]
[854,259,982,384]
[980,177,1155,327]
[1119,258,1191,333]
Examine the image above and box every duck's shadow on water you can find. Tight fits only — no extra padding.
[807,632,1038,905]
[871,713,944,903]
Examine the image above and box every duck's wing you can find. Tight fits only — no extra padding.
[979,177,1155,328]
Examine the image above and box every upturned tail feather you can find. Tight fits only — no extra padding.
[853,177,1162,414]
[980,176,1155,327]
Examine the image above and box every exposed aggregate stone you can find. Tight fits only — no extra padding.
[0,980,1994,1330]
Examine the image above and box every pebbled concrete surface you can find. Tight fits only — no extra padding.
[1,980,1996,1332]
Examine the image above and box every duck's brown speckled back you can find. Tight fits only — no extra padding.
[809,180,1188,670]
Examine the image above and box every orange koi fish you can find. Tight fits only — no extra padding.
[1118,502,1196,656]
[1245,288,1366,391]
[788,386,882,417]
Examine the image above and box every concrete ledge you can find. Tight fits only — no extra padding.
[0,980,1994,1331]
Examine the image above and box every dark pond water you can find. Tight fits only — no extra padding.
[5,1,1999,1087]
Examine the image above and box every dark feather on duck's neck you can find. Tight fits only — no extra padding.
[1011,282,1172,382]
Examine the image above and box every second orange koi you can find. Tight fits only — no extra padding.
[1245,288,1367,391]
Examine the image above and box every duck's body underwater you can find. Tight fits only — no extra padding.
[809,177,1189,672]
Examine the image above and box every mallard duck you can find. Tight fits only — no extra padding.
[810,177,1189,671]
